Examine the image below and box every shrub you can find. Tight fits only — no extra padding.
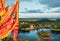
[52,25,60,29]
[19,24,30,28]
[38,30,48,37]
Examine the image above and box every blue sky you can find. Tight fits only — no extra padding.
[6,0,60,18]
[6,0,15,7]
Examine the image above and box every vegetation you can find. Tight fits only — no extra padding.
[19,24,30,29]
[2,37,20,41]
[34,38,44,41]
[7,37,13,41]
[4,37,44,41]
[19,38,44,41]
[52,24,60,29]
[38,30,49,37]
[34,23,39,27]
[20,20,60,26]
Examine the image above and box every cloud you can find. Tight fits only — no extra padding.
[20,0,60,13]
[45,7,60,13]
[20,0,33,2]
[39,0,60,8]
[53,9,60,13]
[27,9,43,13]
[20,0,60,18]
[20,13,60,18]
[20,0,47,13]
[50,10,60,13]
[21,9,43,13]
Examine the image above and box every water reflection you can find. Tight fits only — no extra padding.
[20,30,30,33]
[18,28,60,41]
[51,31,60,34]
[19,30,39,40]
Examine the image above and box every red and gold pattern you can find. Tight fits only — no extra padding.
[0,0,19,41]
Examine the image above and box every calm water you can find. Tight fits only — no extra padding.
[18,28,60,41]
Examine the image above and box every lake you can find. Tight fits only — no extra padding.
[18,28,60,41]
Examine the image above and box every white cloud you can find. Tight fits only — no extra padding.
[20,0,47,12]
[19,0,60,18]
[19,13,60,18]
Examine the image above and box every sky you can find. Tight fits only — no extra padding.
[6,0,60,18]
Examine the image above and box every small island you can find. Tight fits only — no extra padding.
[37,30,51,40]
